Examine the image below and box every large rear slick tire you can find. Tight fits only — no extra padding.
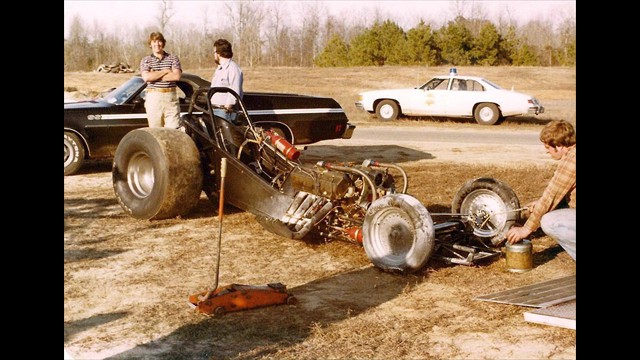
[362,194,435,273]
[112,128,203,220]
[451,177,520,246]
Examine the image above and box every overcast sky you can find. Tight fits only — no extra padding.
[64,0,576,38]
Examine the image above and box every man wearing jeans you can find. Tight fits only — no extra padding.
[506,120,576,261]
[210,38,243,124]
[140,32,182,128]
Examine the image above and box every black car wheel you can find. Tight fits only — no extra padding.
[112,128,203,220]
[362,194,435,273]
[375,100,400,121]
[473,103,502,125]
[64,132,85,176]
[451,177,520,246]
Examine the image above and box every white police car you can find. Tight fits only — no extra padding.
[355,68,544,125]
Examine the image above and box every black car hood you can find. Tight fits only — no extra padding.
[64,99,112,110]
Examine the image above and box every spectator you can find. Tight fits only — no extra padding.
[506,120,576,261]
[210,38,243,123]
[140,32,182,128]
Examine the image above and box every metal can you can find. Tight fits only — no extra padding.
[505,240,533,273]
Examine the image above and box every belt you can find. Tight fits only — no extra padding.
[147,87,176,93]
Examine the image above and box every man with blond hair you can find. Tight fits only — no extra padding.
[140,32,182,128]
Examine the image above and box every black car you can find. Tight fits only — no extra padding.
[64,73,355,175]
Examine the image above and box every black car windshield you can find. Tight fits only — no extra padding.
[102,77,146,105]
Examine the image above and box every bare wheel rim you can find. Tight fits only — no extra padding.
[460,189,508,238]
[363,193,434,271]
[64,138,73,167]
[127,152,155,198]
[379,104,395,119]
[367,206,416,261]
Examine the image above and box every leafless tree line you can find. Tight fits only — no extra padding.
[64,0,575,71]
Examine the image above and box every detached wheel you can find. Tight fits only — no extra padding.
[451,177,520,246]
[64,132,85,176]
[375,100,400,121]
[473,103,502,125]
[112,128,203,220]
[362,194,435,273]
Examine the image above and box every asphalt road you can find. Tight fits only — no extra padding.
[351,126,540,145]
[305,125,551,166]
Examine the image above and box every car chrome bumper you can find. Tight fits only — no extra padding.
[342,124,356,139]
[355,102,364,110]
[528,106,545,115]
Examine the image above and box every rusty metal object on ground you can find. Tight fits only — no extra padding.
[188,283,296,316]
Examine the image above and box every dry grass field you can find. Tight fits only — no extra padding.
[64,66,576,359]
[64,65,576,128]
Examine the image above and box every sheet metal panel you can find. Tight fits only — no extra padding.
[524,300,576,329]
[474,275,575,308]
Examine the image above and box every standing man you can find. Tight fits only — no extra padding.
[140,32,182,128]
[506,120,576,261]
[210,38,243,123]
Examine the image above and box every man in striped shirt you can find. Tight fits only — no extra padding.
[140,32,182,128]
[506,120,576,261]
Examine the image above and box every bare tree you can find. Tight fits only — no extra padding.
[224,0,265,67]
[520,19,556,65]
[169,26,188,63]
[156,0,175,33]
[89,20,105,68]
[450,0,469,19]
[64,1,574,70]
[264,1,290,66]
[320,15,349,54]
[495,2,517,34]
[293,1,323,66]
[197,3,212,69]
[556,16,576,66]
[467,1,488,36]
[65,15,90,71]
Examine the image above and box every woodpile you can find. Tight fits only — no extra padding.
[96,62,134,73]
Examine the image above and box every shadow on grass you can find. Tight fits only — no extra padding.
[64,311,130,343]
[104,266,421,359]
[533,242,565,266]
[64,248,129,263]
[182,197,246,220]
[64,197,121,221]
[69,159,113,175]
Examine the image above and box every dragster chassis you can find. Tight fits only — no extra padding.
[112,87,523,273]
